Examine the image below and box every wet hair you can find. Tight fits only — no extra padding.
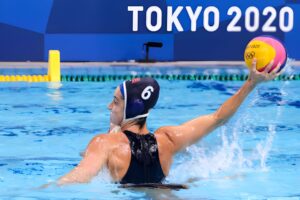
[134,117,147,129]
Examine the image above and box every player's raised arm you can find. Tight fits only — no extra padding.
[156,60,282,153]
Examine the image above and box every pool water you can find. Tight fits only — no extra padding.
[0,68,300,199]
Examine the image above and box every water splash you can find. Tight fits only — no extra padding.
[94,167,114,183]
[168,63,294,183]
[282,58,295,78]
[254,124,276,171]
[167,127,254,183]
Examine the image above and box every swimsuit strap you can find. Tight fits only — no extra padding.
[120,130,165,184]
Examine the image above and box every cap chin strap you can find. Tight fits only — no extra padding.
[121,112,149,125]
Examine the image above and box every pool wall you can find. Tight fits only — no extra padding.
[0,0,299,61]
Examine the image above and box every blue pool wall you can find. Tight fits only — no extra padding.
[0,0,299,61]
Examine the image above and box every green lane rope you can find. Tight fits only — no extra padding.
[60,74,300,82]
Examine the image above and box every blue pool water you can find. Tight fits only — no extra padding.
[0,66,300,200]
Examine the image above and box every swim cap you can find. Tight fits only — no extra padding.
[119,77,160,122]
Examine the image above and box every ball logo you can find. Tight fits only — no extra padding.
[245,51,255,60]
[141,86,154,100]
[248,44,260,48]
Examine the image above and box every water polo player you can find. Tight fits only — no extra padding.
[53,59,282,186]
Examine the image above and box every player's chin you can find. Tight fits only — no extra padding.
[110,116,121,127]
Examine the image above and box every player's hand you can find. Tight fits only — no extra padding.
[247,59,282,85]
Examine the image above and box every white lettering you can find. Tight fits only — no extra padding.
[245,6,259,32]
[128,6,294,33]
[203,6,219,32]
[128,6,144,32]
[280,7,294,32]
[146,6,162,32]
[167,6,184,32]
[186,6,202,32]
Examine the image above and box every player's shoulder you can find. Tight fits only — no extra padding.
[96,131,128,144]
[154,126,177,148]
[155,126,177,137]
[87,133,111,150]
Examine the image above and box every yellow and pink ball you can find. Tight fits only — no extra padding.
[244,36,287,72]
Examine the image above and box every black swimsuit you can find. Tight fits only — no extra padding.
[120,130,165,184]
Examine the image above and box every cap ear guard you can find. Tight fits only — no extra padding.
[119,78,159,123]
[127,99,145,118]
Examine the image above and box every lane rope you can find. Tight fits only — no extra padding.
[60,74,300,82]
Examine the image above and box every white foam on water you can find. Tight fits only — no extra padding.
[167,63,294,183]
[282,58,295,77]
[167,127,254,183]
[94,167,114,183]
[254,60,294,172]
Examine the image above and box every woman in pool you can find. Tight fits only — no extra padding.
[55,60,282,186]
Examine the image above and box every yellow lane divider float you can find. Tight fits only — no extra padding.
[0,50,61,82]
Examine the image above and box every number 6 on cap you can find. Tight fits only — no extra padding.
[142,86,154,100]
